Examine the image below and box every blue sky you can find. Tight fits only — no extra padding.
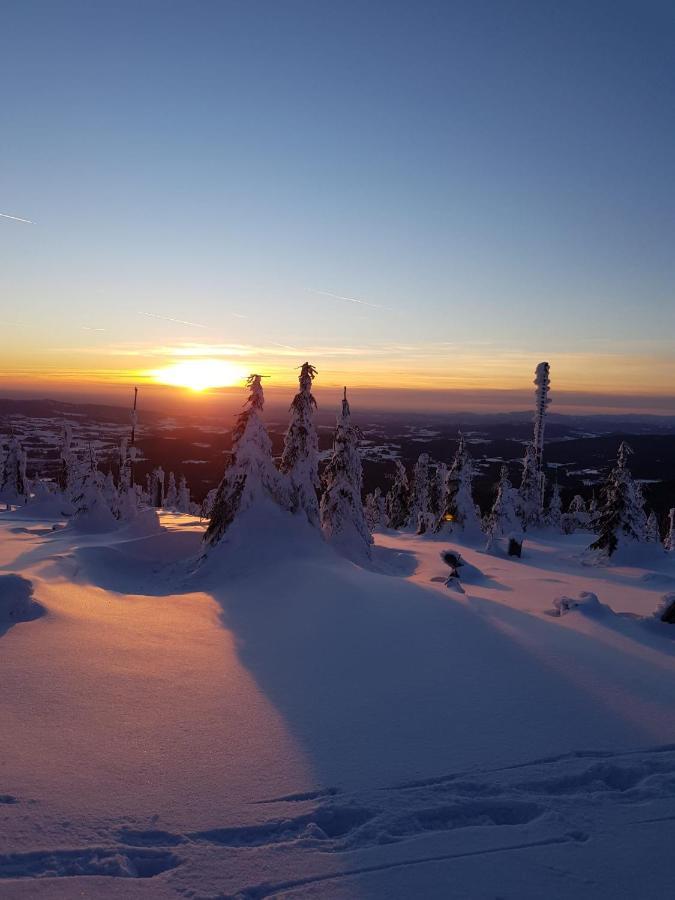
[1,0,674,408]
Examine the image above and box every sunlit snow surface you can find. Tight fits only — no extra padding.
[1,506,675,898]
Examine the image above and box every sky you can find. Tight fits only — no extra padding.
[1,0,674,413]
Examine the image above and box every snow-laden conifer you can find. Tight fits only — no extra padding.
[666,509,675,553]
[200,486,218,519]
[561,494,589,534]
[385,460,410,529]
[646,511,660,544]
[0,436,28,507]
[150,466,165,508]
[204,375,288,547]
[177,475,191,513]
[319,388,372,559]
[439,435,482,538]
[518,442,542,529]
[407,453,435,534]
[102,470,119,517]
[430,461,447,527]
[485,465,521,551]
[164,472,178,510]
[364,487,386,531]
[533,362,551,472]
[71,450,116,531]
[280,362,320,526]
[589,443,648,559]
[57,423,76,497]
[546,482,563,530]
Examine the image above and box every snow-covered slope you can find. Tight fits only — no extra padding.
[1,507,675,898]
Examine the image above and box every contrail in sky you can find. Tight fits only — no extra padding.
[0,212,35,224]
[310,288,395,312]
[266,340,299,352]
[138,311,208,329]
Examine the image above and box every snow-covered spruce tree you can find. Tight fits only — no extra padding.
[102,470,119,517]
[71,450,116,531]
[562,494,589,534]
[200,486,218,519]
[484,464,521,551]
[204,375,288,548]
[164,472,178,510]
[589,443,648,559]
[57,423,76,496]
[0,435,28,507]
[518,441,542,529]
[546,482,563,530]
[150,466,165,508]
[439,435,482,538]
[666,509,675,552]
[364,487,386,531]
[407,453,436,534]
[177,475,191,513]
[385,459,410,530]
[533,362,551,473]
[280,362,320,526]
[589,491,598,517]
[430,461,447,527]
[320,388,372,559]
[646,511,660,544]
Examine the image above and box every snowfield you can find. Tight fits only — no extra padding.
[1,508,675,898]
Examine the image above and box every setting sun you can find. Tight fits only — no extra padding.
[150,358,247,391]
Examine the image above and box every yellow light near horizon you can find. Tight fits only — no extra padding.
[151,359,247,391]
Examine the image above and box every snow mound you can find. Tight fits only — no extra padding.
[552,591,608,617]
[117,507,163,538]
[70,503,118,534]
[0,575,45,627]
[199,495,334,581]
[1,492,71,520]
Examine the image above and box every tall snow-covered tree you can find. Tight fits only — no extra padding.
[0,436,28,506]
[204,375,288,547]
[518,442,543,529]
[561,494,589,534]
[533,362,551,473]
[484,465,521,551]
[589,443,648,559]
[102,470,119,516]
[646,511,660,544]
[150,466,165,508]
[407,453,435,534]
[280,362,320,526]
[177,475,191,513]
[164,472,178,510]
[666,509,675,552]
[546,482,563,530]
[57,423,76,496]
[364,487,386,531]
[439,435,482,538]
[200,486,218,519]
[320,388,371,559]
[429,461,447,526]
[71,450,116,531]
[385,460,410,529]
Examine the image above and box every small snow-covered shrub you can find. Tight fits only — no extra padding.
[552,591,601,617]
[655,593,675,624]
[0,574,44,626]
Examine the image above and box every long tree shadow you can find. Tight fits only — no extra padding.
[51,520,675,796]
[203,554,665,794]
